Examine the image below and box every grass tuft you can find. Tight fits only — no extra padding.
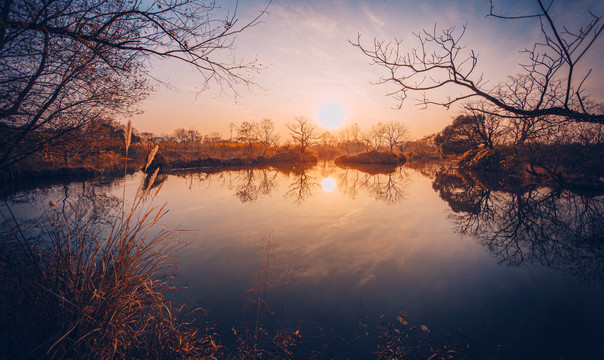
[0,151,218,359]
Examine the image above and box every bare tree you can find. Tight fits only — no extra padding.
[0,0,269,170]
[434,112,505,155]
[362,123,385,151]
[349,123,364,153]
[173,128,189,143]
[285,116,317,152]
[258,118,279,155]
[339,123,364,154]
[319,131,337,147]
[338,127,352,155]
[352,0,603,124]
[381,121,409,152]
[205,132,222,144]
[237,121,258,156]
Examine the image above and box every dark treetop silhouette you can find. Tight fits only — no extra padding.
[0,0,268,170]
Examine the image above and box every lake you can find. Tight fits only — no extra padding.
[3,162,604,359]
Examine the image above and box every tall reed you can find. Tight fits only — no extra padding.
[0,133,218,359]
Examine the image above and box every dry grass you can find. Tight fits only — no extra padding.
[0,147,219,359]
[373,313,471,360]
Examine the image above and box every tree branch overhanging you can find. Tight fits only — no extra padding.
[0,0,271,170]
[352,0,604,124]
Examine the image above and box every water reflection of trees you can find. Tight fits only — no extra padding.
[176,166,318,204]
[403,160,447,181]
[433,169,604,285]
[174,167,280,203]
[235,168,279,203]
[174,164,410,205]
[337,166,408,204]
[1,181,123,239]
[285,171,317,204]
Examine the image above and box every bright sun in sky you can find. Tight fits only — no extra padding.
[317,102,346,130]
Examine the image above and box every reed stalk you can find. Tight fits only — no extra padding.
[0,147,219,359]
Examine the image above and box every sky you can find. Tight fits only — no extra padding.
[133,0,604,140]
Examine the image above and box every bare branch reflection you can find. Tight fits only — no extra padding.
[285,171,317,204]
[338,166,408,204]
[336,169,362,200]
[433,169,604,285]
[234,169,279,203]
[170,163,409,204]
[1,180,123,246]
[236,169,260,203]
[362,169,408,204]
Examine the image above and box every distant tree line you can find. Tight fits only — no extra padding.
[0,114,415,176]
[152,118,410,160]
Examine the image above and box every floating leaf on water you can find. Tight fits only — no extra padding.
[419,324,430,333]
[397,315,408,325]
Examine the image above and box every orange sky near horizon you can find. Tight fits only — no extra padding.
[132,0,604,140]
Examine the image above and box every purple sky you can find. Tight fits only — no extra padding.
[134,0,604,139]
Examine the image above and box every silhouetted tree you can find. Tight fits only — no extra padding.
[258,118,279,155]
[381,121,409,152]
[362,123,385,151]
[52,118,124,166]
[173,128,189,144]
[286,117,317,153]
[352,0,603,124]
[0,0,268,170]
[237,121,259,156]
[319,131,337,147]
[434,112,505,156]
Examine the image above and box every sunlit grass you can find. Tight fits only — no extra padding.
[0,140,220,359]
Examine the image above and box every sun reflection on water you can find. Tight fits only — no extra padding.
[321,177,336,192]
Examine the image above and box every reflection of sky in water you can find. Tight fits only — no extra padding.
[3,164,604,359]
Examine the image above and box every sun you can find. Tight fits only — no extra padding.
[321,177,337,192]
[317,102,346,129]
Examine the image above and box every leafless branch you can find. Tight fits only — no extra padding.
[353,0,604,125]
[0,0,270,169]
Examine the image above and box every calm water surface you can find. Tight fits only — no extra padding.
[4,162,604,359]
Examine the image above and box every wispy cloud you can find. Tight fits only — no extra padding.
[138,0,604,138]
